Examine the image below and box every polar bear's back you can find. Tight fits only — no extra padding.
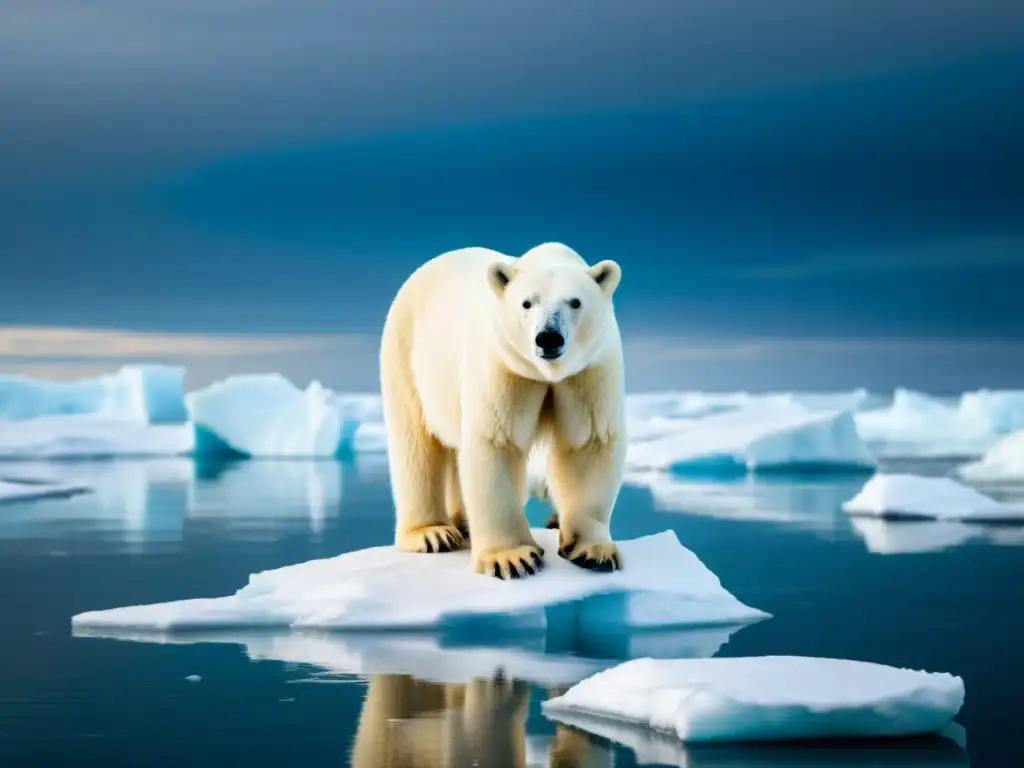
[381,247,511,448]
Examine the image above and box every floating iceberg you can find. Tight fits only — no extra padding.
[958,430,1024,482]
[0,476,91,504]
[71,528,768,633]
[0,415,193,459]
[626,404,876,475]
[186,374,359,458]
[542,656,964,744]
[855,388,1024,458]
[842,474,1024,522]
[0,365,186,422]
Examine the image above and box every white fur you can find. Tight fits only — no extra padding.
[379,242,626,577]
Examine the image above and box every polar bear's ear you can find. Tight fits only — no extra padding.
[487,262,518,297]
[587,260,622,297]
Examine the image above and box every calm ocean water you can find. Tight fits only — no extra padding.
[0,456,1021,767]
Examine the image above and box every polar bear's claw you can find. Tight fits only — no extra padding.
[558,536,622,572]
[397,524,464,554]
[476,545,545,580]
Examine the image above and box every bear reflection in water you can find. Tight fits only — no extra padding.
[350,673,608,767]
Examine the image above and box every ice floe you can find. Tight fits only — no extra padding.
[542,656,964,744]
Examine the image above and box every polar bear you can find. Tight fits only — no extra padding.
[379,242,626,580]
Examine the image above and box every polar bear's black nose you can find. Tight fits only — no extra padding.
[535,329,565,358]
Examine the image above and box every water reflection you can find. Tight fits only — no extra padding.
[71,625,745,688]
[546,713,970,767]
[187,458,343,538]
[0,458,192,551]
[626,471,862,534]
[0,457,351,551]
[352,674,613,768]
[850,517,1024,554]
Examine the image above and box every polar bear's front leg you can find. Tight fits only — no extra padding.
[458,441,544,580]
[547,435,625,572]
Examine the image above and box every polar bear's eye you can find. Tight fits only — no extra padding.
[568,298,582,310]
[522,300,532,310]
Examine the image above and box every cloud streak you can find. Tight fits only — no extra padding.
[0,326,371,361]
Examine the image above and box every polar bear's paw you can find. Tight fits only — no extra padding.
[474,544,545,580]
[544,512,560,529]
[397,524,464,554]
[558,535,622,573]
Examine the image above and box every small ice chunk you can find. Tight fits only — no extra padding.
[626,404,876,474]
[71,528,768,634]
[958,430,1024,482]
[542,656,965,744]
[184,674,201,682]
[842,474,1024,522]
[186,374,358,458]
[0,477,91,503]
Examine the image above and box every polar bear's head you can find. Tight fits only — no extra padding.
[487,243,621,382]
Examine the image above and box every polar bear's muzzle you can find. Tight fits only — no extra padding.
[535,326,566,360]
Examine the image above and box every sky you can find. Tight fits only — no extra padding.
[1,1,1023,392]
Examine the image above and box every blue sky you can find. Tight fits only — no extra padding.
[1,1,1023,392]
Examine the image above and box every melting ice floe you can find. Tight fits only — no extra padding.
[626,404,876,474]
[842,474,1024,522]
[542,656,965,744]
[958,430,1024,482]
[71,528,767,633]
[185,374,360,457]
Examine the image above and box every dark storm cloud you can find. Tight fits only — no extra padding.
[2,0,1023,182]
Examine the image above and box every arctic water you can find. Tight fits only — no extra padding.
[1,456,1022,767]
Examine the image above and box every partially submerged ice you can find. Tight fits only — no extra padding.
[71,528,767,634]
[842,473,1024,522]
[626,404,876,475]
[186,374,360,458]
[0,364,186,422]
[542,656,965,744]
[958,430,1024,482]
